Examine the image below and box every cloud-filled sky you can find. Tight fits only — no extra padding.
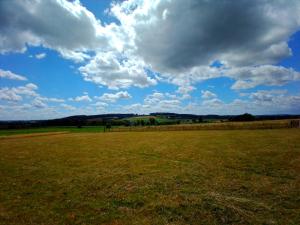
[0,0,300,120]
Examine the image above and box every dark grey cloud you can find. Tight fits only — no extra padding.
[113,0,300,73]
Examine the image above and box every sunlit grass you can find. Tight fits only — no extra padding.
[0,129,299,224]
[0,126,105,136]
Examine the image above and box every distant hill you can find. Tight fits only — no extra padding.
[0,113,299,129]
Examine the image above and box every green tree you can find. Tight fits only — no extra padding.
[149,117,156,125]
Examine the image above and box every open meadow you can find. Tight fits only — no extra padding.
[0,126,105,137]
[0,128,299,224]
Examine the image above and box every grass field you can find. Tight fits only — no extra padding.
[111,119,294,132]
[0,126,105,136]
[0,129,299,224]
[122,115,175,124]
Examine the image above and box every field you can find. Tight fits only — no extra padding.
[0,128,300,224]
[122,115,175,124]
[0,119,295,137]
[0,126,105,137]
[111,119,294,132]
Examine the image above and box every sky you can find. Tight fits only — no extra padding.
[0,0,300,120]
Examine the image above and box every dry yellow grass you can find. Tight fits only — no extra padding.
[111,119,295,132]
[0,129,299,224]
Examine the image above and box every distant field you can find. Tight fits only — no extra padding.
[0,126,105,136]
[0,129,299,224]
[0,119,296,137]
[112,119,295,132]
[123,115,175,123]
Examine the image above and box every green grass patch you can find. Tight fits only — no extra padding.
[0,126,105,136]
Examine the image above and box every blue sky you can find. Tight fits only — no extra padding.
[0,0,300,120]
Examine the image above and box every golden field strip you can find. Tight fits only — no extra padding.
[0,128,300,224]
[111,119,297,132]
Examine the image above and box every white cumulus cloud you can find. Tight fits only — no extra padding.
[71,94,92,102]
[226,65,300,89]
[79,51,156,89]
[0,69,27,81]
[0,0,108,62]
[201,90,217,99]
[35,53,47,59]
[95,91,132,103]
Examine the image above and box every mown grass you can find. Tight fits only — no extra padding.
[0,126,105,136]
[0,129,299,224]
